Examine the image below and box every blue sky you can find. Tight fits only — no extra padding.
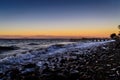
[0,0,120,38]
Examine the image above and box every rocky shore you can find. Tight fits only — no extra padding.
[0,46,19,53]
[0,41,120,80]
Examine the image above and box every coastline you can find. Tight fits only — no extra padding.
[0,40,119,80]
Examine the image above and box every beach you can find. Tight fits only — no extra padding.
[0,40,119,80]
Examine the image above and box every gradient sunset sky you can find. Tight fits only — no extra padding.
[0,0,120,38]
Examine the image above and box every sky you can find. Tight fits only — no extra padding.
[0,0,120,38]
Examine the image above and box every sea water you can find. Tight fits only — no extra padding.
[0,39,113,73]
[0,39,72,58]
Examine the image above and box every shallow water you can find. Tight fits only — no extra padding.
[0,39,73,58]
[0,39,114,73]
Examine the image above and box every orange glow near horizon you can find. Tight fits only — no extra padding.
[0,28,118,38]
[0,0,120,39]
[0,20,119,38]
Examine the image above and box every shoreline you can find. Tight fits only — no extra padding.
[0,40,119,80]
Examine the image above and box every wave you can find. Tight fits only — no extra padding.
[0,46,19,52]
[0,40,114,73]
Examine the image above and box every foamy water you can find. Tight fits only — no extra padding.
[0,39,114,73]
[0,39,74,57]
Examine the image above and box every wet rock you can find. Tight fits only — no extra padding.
[116,66,120,76]
[28,43,39,45]
[0,46,19,52]
[106,64,111,67]
[23,63,36,68]
[1,41,120,80]
[0,72,4,78]
[3,68,21,80]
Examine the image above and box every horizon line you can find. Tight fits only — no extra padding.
[0,35,109,39]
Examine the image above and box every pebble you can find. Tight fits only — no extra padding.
[0,41,120,80]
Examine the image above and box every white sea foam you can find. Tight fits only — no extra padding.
[0,40,114,72]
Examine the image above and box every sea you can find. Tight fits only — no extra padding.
[0,39,74,58]
[0,39,113,73]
